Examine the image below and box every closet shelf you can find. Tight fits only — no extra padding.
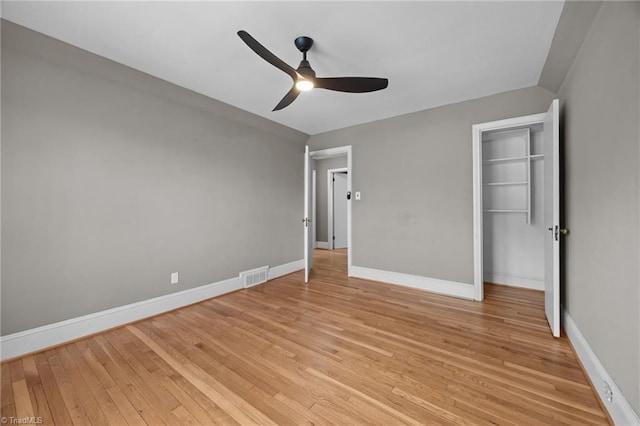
[482,154,544,165]
[484,181,528,187]
[483,209,528,213]
[483,155,528,165]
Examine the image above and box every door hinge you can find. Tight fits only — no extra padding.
[333,236,335,240]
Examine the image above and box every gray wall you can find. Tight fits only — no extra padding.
[308,86,555,284]
[313,156,347,243]
[1,21,308,335]
[557,2,640,414]
[537,1,602,93]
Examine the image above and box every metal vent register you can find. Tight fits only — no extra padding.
[240,266,269,288]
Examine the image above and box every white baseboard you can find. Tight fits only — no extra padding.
[350,266,475,300]
[315,241,330,250]
[0,258,304,362]
[268,259,304,280]
[562,307,640,425]
[484,272,544,291]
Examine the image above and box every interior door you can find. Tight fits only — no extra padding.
[333,172,348,249]
[303,145,313,283]
[544,99,560,337]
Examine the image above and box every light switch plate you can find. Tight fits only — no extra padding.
[355,191,361,200]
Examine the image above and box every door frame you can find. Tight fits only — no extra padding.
[327,167,348,250]
[310,146,352,276]
[312,170,317,249]
[472,113,546,301]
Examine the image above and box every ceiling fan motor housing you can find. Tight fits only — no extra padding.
[295,36,316,78]
[297,60,316,78]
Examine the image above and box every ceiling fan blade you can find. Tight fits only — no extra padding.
[273,86,300,111]
[314,77,388,93]
[237,30,298,81]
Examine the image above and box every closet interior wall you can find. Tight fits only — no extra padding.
[482,124,545,290]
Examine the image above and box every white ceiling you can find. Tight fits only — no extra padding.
[2,1,564,135]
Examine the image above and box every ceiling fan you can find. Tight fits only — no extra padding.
[237,30,389,111]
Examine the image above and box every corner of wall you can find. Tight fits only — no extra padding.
[538,1,603,93]
[534,84,558,98]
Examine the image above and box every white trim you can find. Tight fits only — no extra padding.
[312,170,317,249]
[472,112,546,301]
[484,272,544,291]
[310,146,352,276]
[472,122,484,301]
[0,258,304,361]
[304,145,311,283]
[268,259,304,280]
[308,146,349,160]
[563,307,640,425]
[351,266,474,300]
[327,167,348,250]
[346,148,352,276]
[315,241,330,250]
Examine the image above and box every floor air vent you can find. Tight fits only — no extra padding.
[240,266,269,288]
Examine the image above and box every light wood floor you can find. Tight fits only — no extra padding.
[1,249,609,425]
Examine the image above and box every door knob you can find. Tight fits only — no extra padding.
[548,227,569,235]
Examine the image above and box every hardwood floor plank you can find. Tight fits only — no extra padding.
[11,374,35,419]
[65,343,129,425]
[1,362,17,419]
[126,324,277,426]
[56,346,111,426]
[32,353,73,425]
[21,355,55,424]
[391,386,489,426]
[75,338,147,426]
[20,356,54,425]
[272,392,332,425]
[44,350,93,426]
[306,366,423,425]
[93,334,175,425]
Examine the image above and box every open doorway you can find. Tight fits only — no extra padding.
[304,146,352,281]
[311,158,347,249]
[328,169,348,250]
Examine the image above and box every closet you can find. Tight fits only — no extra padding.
[482,124,545,290]
[473,99,561,337]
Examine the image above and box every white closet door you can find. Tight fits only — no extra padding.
[544,99,560,337]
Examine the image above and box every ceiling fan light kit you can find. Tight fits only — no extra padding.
[295,80,314,91]
[237,30,388,111]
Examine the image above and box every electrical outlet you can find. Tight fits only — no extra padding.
[602,381,613,402]
[171,272,179,285]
